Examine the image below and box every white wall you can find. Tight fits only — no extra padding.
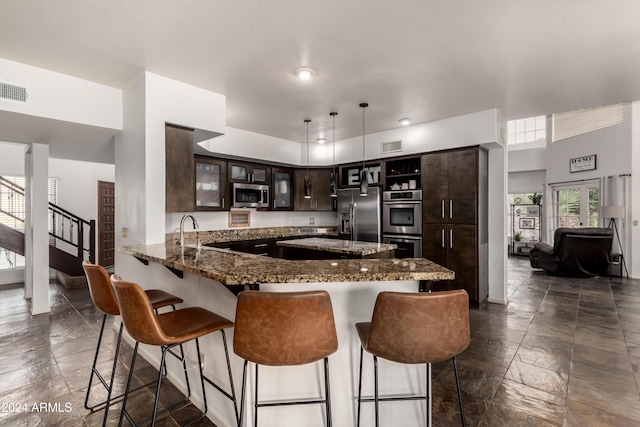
[305,109,500,166]
[0,58,122,130]
[203,127,302,165]
[508,170,546,194]
[546,104,632,184]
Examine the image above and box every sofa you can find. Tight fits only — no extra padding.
[529,227,613,277]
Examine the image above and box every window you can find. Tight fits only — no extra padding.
[0,176,57,270]
[507,116,546,145]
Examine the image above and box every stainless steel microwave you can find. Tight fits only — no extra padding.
[232,183,269,208]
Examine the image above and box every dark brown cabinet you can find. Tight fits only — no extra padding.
[294,168,334,211]
[423,149,477,224]
[165,124,195,212]
[422,147,488,306]
[228,161,270,184]
[271,167,294,211]
[195,157,228,211]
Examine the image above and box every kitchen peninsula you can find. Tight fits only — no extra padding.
[118,226,454,427]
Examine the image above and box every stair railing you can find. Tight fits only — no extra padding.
[0,176,95,264]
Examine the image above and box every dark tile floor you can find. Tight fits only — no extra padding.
[1,257,639,426]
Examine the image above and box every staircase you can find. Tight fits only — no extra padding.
[0,176,95,277]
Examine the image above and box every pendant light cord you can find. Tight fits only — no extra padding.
[305,119,311,174]
[331,112,337,174]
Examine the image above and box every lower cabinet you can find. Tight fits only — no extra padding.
[423,223,487,306]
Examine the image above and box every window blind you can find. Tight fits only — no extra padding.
[552,104,623,142]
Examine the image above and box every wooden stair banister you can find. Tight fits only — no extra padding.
[0,176,95,276]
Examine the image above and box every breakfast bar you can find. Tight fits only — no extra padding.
[119,233,454,427]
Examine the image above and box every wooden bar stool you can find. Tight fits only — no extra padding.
[233,290,338,427]
[356,290,470,427]
[111,275,238,427]
[82,261,183,426]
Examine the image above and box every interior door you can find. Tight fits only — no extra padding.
[98,180,115,267]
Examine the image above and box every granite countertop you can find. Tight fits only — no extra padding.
[120,241,454,286]
[276,237,397,256]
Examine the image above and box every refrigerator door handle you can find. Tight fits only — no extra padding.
[349,203,355,241]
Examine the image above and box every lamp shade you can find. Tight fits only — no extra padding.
[602,205,625,219]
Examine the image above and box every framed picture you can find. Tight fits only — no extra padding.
[527,206,540,216]
[228,210,250,228]
[570,155,597,173]
[519,218,535,229]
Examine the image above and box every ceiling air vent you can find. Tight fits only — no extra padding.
[0,81,29,103]
[381,140,402,154]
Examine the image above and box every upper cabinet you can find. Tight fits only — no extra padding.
[195,157,228,211]
[228,161,271,184]
[294,168,334,211]
[422,149,478,224]
[166,124,195,212]
[271,167,294,211]
[338,161,383,189]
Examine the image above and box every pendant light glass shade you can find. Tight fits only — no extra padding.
[304,119,312,199]
[329,112,338,198]
[359,103,369,196]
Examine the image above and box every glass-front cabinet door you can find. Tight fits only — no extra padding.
[195,157,227,210]
[228,161,270,184]
[272,167,293,210]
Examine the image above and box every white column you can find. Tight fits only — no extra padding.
[631,101,640,278]
[488,145,508,304]
[24,147,33,299]
[25,143,50,314]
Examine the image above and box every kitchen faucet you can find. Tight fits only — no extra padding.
[179,214,199,247]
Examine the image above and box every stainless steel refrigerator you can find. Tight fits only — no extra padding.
[337,187,381,242]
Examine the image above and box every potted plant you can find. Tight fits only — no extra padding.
[529,192,543,205]
[513,231,523,241]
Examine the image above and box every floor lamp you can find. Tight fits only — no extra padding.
[601,205,629,278]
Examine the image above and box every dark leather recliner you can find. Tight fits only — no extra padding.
[529,227,613,277]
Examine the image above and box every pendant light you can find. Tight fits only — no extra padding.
[359,103,369,196]
[329,112,338,198]
[304,119,312,199]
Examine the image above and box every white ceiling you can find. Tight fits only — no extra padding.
[1,0,640,158]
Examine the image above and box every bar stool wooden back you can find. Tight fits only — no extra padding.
[82,261,183,426]
[356,290,470,427]
[110,275,239,427]
[233,290,339,427]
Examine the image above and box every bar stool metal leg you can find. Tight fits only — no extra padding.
[452,357,466,427]
[356,346,364,427]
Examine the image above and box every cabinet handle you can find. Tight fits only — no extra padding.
[441,200,445,219]
[449,200,453,219]
[450,229,453,249]
[222,197,225,209]
[254,243,268,248]
[441,229,445,248]
[273,199,276,209]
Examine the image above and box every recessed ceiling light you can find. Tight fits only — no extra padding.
[316,137,326,144]
[399,118,411,126]
[295,68,315,80]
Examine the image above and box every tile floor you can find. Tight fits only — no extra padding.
[1,257,639,426]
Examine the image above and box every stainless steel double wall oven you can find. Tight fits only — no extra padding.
[382,189,423,258]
